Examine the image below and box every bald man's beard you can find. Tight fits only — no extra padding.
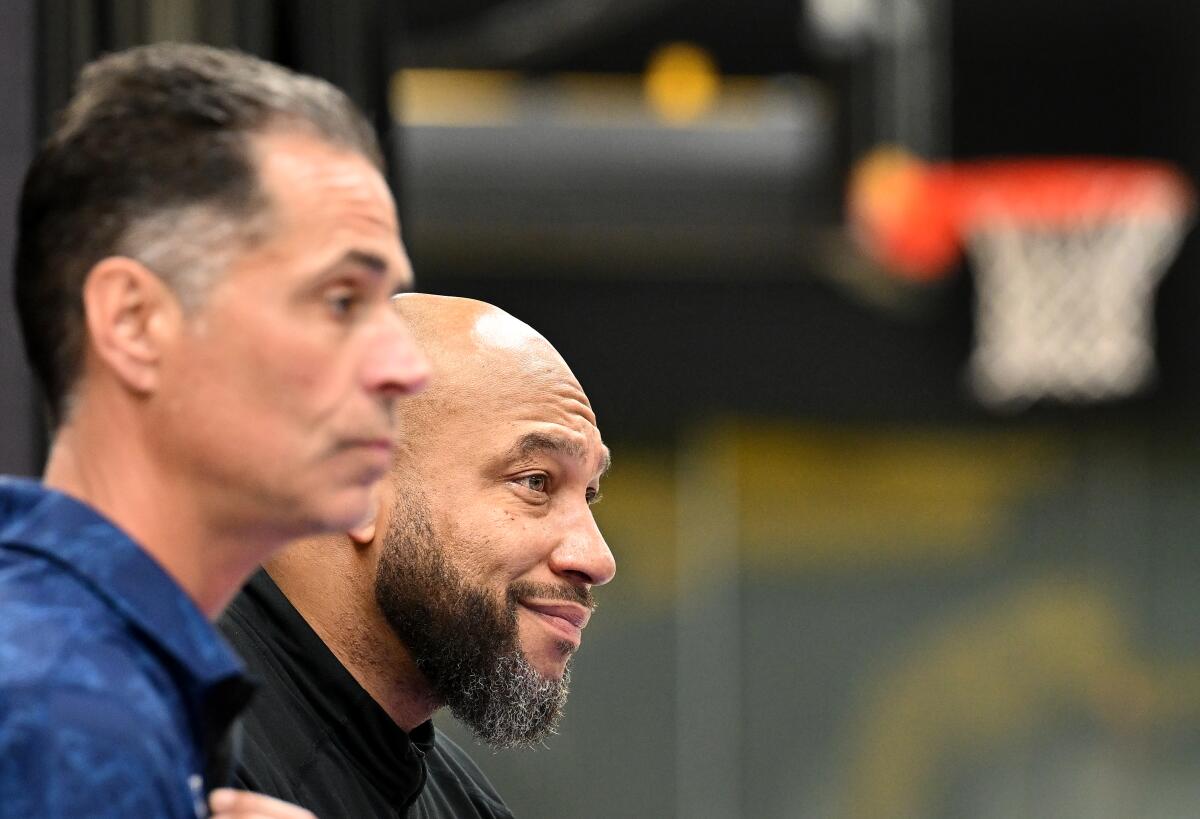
[373,493,573,750]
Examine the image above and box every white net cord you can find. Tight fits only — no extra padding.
[966,213,1190,407]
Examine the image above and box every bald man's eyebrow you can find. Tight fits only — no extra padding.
[510,431,608,477]
[513,432,585,462]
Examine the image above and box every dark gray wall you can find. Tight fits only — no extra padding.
[0,0,41,476]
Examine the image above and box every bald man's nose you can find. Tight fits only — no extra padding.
[364,309,430,398]
[550,511,616,588]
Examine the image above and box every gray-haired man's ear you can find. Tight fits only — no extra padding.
[82,256,177,396]
[347,486,379,546]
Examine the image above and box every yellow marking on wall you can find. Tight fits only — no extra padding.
[391,69,520,126]
[593,448,677,602]
[591,422,1071,602]
[391,67,814,130]
[838,574,1200,819]
[732,423,1068,571]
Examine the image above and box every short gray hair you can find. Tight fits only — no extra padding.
[15,42,386,427]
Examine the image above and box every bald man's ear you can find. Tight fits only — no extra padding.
[82,256,178,395]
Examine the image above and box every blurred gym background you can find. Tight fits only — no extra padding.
[5,2,1200,817]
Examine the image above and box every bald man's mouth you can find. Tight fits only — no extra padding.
[519,600,591,647]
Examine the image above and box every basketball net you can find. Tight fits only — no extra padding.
[967,208,1189,405]
[849,149,1196,408]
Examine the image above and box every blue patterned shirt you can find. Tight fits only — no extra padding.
[0,477,252,818]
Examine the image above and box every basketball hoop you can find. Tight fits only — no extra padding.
[848,148,1196,407]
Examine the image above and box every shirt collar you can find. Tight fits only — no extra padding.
[0,477,246,694]
[233,570,432,802]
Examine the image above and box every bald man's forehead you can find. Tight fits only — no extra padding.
[393,293,492,334]
[389,293,594,431]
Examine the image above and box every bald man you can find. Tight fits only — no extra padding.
[219,295,617,818]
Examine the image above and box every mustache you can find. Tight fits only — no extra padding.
[507,579,595,611]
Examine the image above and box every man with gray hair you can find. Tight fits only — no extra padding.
[221,294,617,817]
[0,42,429,818]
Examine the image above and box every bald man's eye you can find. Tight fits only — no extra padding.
[586,487,602,505]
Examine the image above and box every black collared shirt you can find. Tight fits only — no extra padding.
[219,571,513,819]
